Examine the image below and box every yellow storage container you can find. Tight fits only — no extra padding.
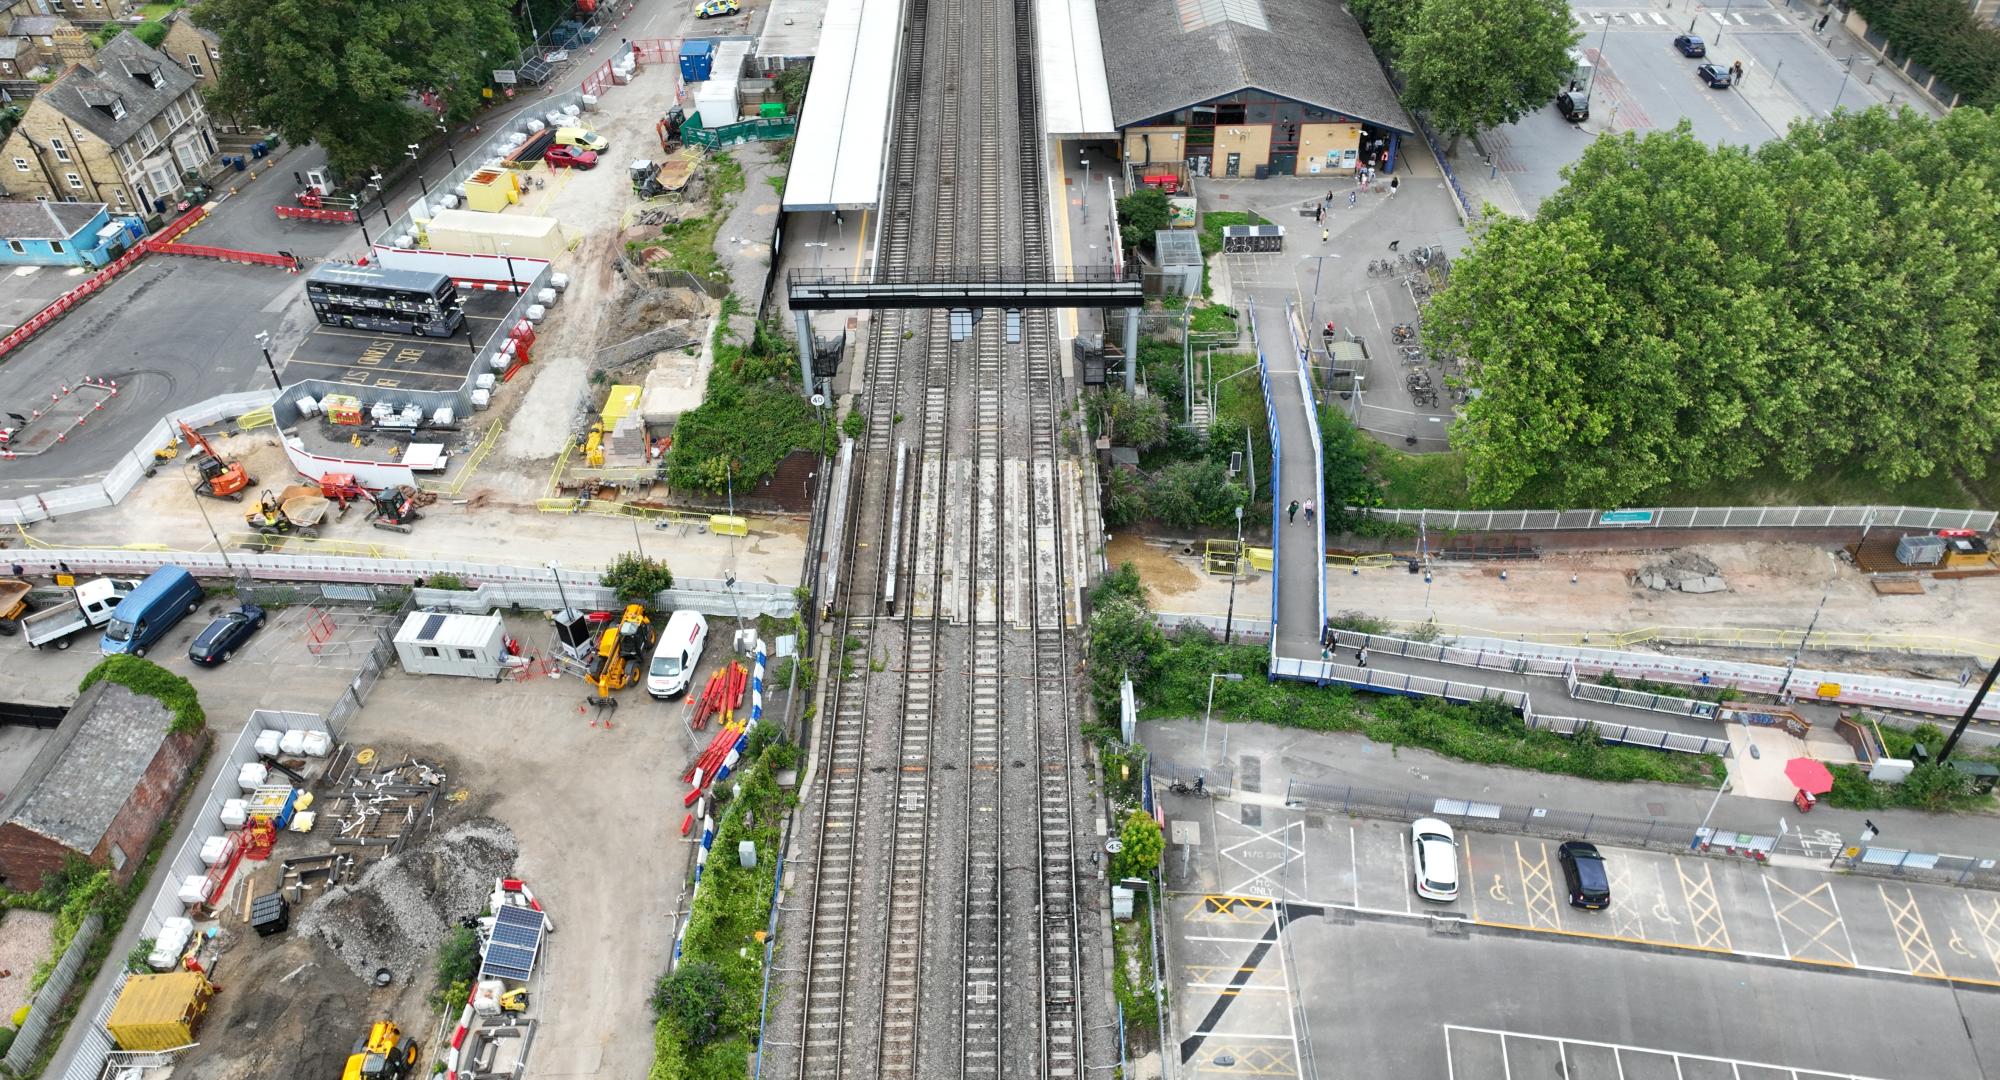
[710,515,748,537]
[601,384,643,428]
[106,971,214,1051]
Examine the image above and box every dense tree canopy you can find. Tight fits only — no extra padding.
[1352,0,1579,145]
[198,0,518,177]
[1427,109,2000,507]
[1849,0,2000,108]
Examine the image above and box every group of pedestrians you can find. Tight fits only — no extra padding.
[1285,498,1317,525]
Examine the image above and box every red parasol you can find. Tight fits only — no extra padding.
[1785,757,1835,795]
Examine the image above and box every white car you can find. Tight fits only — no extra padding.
[1410,818,1460,902]
[646,610,709,699]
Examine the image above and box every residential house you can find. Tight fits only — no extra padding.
[157,8,216,91]
[0,198,133,264]
[3,12,90,70]
[0,30,217,211]
[15,0,135,28]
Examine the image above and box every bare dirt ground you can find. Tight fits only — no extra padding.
[6,428,807,584]
[1128,534,1998,657]
[0,910,53,1021]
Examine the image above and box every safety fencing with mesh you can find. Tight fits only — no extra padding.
[5,914,103,1073]
[1364,504,1995,533]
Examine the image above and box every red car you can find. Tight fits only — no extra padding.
[546,146,598,170]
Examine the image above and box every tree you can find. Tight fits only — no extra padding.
[601,553,675,603]
[1146,459,1245,530]
[1428,110,2000,506]
[198,0,518,177]
[651,960,737,1045]
[1091,389,1172,451]
[1116,189,1172,253]
[1100,466,1147,528]
[1396,0,1580,149]
[1087,596,1165,710]
[1111,810,1164,881]
[1319,407,1380,531]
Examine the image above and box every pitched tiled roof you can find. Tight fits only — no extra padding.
[39,31,196,146]
[0,199,104,239]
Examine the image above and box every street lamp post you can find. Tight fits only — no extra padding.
[1775,579,1833,698]
[1223,504,1244,643]
[1714,0,1736,42]
[188,464,236,573]
[1080,154,1091,217]
[437,122,458,167]
[1202,671,1245,767]
[254,331,283,392]
[1937,655,2000,765]
[1689,763,1731,850]
[1300,254,1337,345]
[407,144,430,200]
[371,171,391,230]
[1831,55,1871,113]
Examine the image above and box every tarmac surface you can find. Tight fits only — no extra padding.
[1153,730,2000,1080]
[283,287,515,394]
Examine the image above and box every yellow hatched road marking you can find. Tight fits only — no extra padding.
[1880,886,1944,977]
[1676,857,1732,950]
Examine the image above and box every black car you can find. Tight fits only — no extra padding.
[1696,62,1734,88]
[1558,841,1611,909]
[1556,90,1590,122]
[1673,33,1707,57]
[188,603,265,666]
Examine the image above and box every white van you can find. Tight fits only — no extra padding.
[647,610,709,699]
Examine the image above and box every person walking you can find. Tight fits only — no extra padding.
[1346,190,1357,209]
[1388,176,1400,199]
[1731,60,1744,85]
[1321,226,1330,244]
[1287,499,1301,523]
[1357,646,1370,668]
[1303,499,1316,524]
[1814,11,1829,31]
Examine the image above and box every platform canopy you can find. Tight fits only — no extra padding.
[781,0,903,212]
[1038,0,1116,138]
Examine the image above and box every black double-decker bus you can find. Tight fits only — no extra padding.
[305,264,464,337]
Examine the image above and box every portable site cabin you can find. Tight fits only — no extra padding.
[393,611,508,679]
[106,970,215,1050]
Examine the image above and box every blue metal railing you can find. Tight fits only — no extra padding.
[1249,303,1281,664]
[1287,302,1329,644]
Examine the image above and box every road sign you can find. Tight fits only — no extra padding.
[1599,509,1655,525]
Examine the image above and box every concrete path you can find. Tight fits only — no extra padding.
[1261,311,1324,660]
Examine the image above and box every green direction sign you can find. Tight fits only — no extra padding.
[1599,510,1655,525]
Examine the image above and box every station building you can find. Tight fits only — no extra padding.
[1100,0,1411,179]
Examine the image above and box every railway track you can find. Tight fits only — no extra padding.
[777,0,1093,1066]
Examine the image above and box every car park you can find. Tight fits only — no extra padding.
[1696,62,1734,88]
[1556,90,1589,123]
[1557,841,1611,909]
[1673,34,1707,57]
[1409,818,1459,902]
[545,146,598,170]
[188,603,266,666]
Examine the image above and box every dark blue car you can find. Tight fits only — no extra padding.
[1673,34,1706,57]
[188,603,265,666]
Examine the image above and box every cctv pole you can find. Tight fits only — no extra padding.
[1936,654,2000,764]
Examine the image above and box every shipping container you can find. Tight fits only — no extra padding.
[106,971,214,1051]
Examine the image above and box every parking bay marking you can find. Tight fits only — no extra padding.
[1515,840,1562,930]
[1605,858,1645,939]
[1879,886,1945,977]
[1675,857,1732,950]
[1761,877,1856,965]
[1965,896,2000,979]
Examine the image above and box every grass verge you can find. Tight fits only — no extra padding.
[1111,893,1161,1050]
[663,299,832,491]
[648,733,799,1080]
[1197,211,1268,257]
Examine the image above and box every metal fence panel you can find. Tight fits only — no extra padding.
[57,970,127,1080]
[6,914,104,1072]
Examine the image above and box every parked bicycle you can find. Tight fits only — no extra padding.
[1390,322,1417,343]
[1169,776,1209,798]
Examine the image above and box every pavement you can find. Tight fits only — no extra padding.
[1142,718,2000,880]
[1451,0,1937,216]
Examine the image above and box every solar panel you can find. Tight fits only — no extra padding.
[416,613,447,641]
[478,905,546,983]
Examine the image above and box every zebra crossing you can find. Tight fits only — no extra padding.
[1573,8,1774,25]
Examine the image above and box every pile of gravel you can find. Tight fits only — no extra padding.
[297,818,518,982]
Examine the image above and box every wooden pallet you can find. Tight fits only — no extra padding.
[1871,577,1926,595]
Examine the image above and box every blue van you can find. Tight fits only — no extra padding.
[100,565,205,657]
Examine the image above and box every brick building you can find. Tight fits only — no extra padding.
[0,30,218,210]
[156,8,217,91]
[1,12,90,75]
[0,681,202,889]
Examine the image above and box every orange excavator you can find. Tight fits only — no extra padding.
[175,420,254,500]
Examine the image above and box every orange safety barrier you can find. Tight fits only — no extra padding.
[149,242,302,271]
[275,204,359,223]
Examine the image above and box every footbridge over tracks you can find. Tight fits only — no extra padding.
[784,265,1144,310]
